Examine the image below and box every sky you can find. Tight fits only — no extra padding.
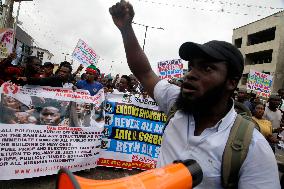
[12,0,284,75]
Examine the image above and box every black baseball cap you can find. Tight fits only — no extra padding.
[179,40,244,78]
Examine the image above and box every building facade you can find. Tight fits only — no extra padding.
[233,11,284,92]
[30,46,53,64]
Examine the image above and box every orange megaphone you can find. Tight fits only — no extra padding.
[56,159,203,189]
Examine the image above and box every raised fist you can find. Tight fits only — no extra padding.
[109,0,134,31]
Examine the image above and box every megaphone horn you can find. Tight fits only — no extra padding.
[56,159,203,189]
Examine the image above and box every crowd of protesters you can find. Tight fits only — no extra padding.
[234,87,284,152]
[1,0,283,187]
[1,53,284,135]
[2,47,284,187]
[0,53,150,127]
[0,53,147,96]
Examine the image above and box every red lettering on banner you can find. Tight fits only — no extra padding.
[97,158,155,170]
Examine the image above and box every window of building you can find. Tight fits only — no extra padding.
[245,50,273,65]
[234,38,242,48]
[247,27,276,46]
[241,73,248,85]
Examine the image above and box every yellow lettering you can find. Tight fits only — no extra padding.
[125,130,131,140]
[114,129,120,139]
[118,129,124,140]
[157,136,162,145]
[153,135,158,145]
[139,109,145,118]
[139,132,144,142]
[148,134,153,143]
[133,131,137,140]
[144,133,149,142]
[116,105,122,114]
[161,114,167,122]
[156,112,161,121]
[127,106,132,115]
[135,107,139,116]
[146,110,152,120]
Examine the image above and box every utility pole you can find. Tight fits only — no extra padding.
[132,22,164,51]
[3,0,14,28]
[13,1,21,45]
[3,0,33,28]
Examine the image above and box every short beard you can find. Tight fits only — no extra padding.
[175,81,227,114]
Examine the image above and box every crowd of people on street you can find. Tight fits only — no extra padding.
[0,0,284,188]
[234,87,284,152]
[1,36,284,188]
[0,53,145,96]
[1,42,284,188]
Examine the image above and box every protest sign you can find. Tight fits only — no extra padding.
[157,59,183,79]
[246,70,273,98]
[97,93,166,170]
[0,28,14,59]
[0,83,105,180]
[72,39,98,67]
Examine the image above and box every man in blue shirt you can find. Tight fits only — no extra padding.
[76,65,103,96]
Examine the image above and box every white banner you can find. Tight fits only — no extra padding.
[0,83,105,180]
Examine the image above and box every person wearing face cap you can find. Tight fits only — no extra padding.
[109,1,280,188]
[76,65,103,96]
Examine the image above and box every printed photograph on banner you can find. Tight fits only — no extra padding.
[157,59,183,80]
[69,101,105,127]
[72,39,98,67]
[0,95,70,126]
[0,83,105,180]
[0,83,105,127]
[98,93,167,170]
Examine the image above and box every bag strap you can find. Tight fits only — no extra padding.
[166,104,178,123]
[222,114,256,189]
[162,103,178,132]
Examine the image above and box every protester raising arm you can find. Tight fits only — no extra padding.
[109,0,160,98]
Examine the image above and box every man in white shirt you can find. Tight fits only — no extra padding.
[109,1,280,188]
[264,94,283,147]
[264,94,283,130]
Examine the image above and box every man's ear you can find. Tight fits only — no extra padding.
[226,77,239,91]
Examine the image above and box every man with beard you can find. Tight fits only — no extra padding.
[109,1,279,188]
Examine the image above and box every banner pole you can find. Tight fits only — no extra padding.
[13,1,21,49]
